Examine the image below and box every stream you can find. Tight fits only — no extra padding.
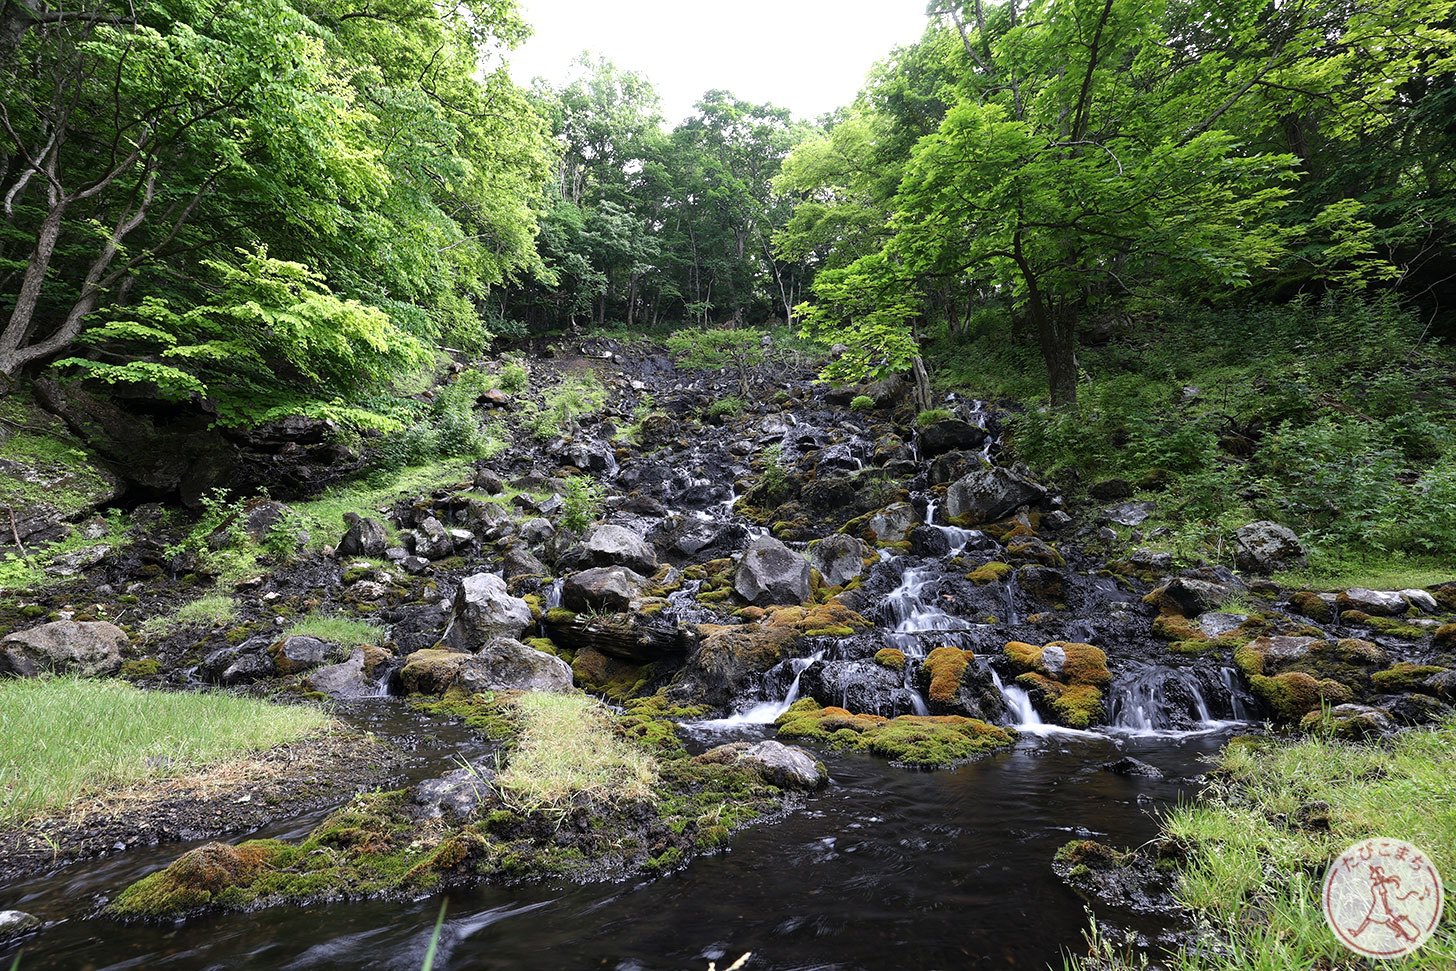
[3,707,1233,970]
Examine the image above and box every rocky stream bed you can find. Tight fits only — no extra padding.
[2,338,1454,968]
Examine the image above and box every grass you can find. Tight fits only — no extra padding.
[285,612,385,646]
[140,593,238,637]
[496,693,658,810]
[291,458,474,551]
[1139,724,1456,970]
[1275,552,1455,593]
[0,678,329,824]
[0,514,126,593]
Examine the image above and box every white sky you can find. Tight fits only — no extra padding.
[508,0,933,124]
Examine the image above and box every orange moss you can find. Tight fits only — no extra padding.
[923,647,973,703]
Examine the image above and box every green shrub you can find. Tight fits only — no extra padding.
[706,396,745,418]
[499,359,529,393]
[915,407,953,427]
[850,395,875,412]
[561,476,604,532]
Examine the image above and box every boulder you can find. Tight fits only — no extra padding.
[576,524,658,574]
[338,513,388,557]
[562,566,648,613]
[805,534,872,587]
[0,621,126,677]
[199,638,276,686]
[444,573,532,649]
[928,450,978,486]
[1302,703,1394,739]
[457,637,573,694]
[1102,501,1156,527]
[270,635,334,675]
[1232,521,1306,574]
[1089,479,1133,501]
[867,502,917,543]
[399,649,469,694]
[1145,575,1247,616]
[0,910,41,940]
[945,467,1046,525]
[502,545,550,580]
[918,419,987,456]
[305,650,377,699]
[411,516,455,560]
[733,740,827,789]
[734,536,811,606]
[1337,587,1408,617]
[412,766,491,820]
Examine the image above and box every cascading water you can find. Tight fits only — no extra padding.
[990,669,1045,730]
[1106,663,1254,735]
[699,650,826,727]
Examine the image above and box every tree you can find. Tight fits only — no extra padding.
[665,326,765,397]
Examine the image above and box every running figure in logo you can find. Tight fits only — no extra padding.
[1323,838,1444,959]
[1345,864,1431,944]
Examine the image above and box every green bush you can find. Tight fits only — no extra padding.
[561,476,604,532]
[706,396,745,418]
[850,395,875,412]
[915,407,954,427]
[499,359,529,394]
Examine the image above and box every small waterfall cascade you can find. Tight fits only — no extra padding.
[923,499,984,556]
[1106,664,1254,734]
[882,562,973,658]
[704,650,827,727]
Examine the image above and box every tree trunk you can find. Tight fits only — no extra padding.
[1027,296,1077,408]
[910,356,932,412]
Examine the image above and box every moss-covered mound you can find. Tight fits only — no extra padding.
[774,698,1015,769]
[109,692,795,921]
[1002,640,1110,728]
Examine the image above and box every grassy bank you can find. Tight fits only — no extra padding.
[1076,723,1456,970]
[928,297,1456,585]
[0,678,329,824]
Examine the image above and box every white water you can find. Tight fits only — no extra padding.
[697,650,826,728]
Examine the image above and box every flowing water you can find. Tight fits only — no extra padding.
[4,713,1233,971]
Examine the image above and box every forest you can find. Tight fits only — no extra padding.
[2,1,1456,969]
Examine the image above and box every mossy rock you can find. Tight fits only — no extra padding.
[1289,591,1333,623]
[966,561,1014,584]
[922,646,972,704]
[1434,624,1456,651]
[572,647,654,703]
[110,840,285,918]
[1370,663,1449,694]
[774,699,1014,769]
[873,648,907,671]
[1152,611,1206,643]
[1249,671,1352,721]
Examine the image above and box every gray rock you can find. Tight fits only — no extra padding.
[412,765,491,820]
[1337,587,1408,617]
[1401,589,1439,614]
[0,621,126,677]
[945,467,1046,525]
[444,573,532,649]
[1103,501,1156,527]
[1257,635,1324,666]
[867,502,917,543]
[338,513,388,557]
[1148,575,1247,615]
[734,535,811,606]
[271,635,334,674]
[401,555,431,574]
[1197,612,1248,639]
[502,545,550,580]
[1042,510,1074,532]
[0,910,42,940]
[44,544,110,577]
[928,450,978,486]
[562,566,647,613]
[199,639,276,686]
[306,649,380,699]
[1319,704,1394,739]
[738,740,827,789]
[519,517,555,546]
[806,534,872,587]
[578,524,658,573]
[457,637,573,694]
[1232,521,1306,574]
[411,515,455,560]
[473,469,506,494]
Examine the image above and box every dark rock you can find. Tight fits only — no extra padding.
[562,566,647,613]
[1146,575,1247,616]
[199,638,277,686]
[410,516,455,560]
[1232,521,1306,574]
[271,635,334,675]
[866,502,917,542]
[502,545,550,580]
[338,514,388,557]
[412,766,491,820]
[0,910,42,940]
[1103,757,1164,778]
[456,637,573,694]
[918,419,987,456]
[0,620,126,677]
[473,469,506,495]
[928,450,980,486]
[734,536,811,606]
[1089,479,1133,501]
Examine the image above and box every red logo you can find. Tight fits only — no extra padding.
[1323,838,1444,958]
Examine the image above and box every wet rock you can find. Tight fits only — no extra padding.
[548,437,618,476]
[1102,501,1156,527]
[1197,612,1248,639]
[199,638,276,686]
[270,635,334,675]
[457,637,573,694]
[566,524,659,574]
[399,648,469,694]
[562,566,648,613]
[1232,520,1306,574]
[1053,840,1180,917]
[0,910,42,940]
[705,740,827,790]
[1401,589,1439,614]
[734,536,811,606]
[918,419,987,456]
[306,650,377,699]
[657,516,735,560]
[473,469,506,495]
[806,534,873,587]
[1042,510,1073,532]
[401,555,431,574]
[44,544,110,576]
[338,513,388,557]
[945,467,1046,526]
[801,659,913,716]
[1336,587,1408,616]
[1145,575,1247,616]
[867,502,917,542]
[907,524,950,558]
[928,450,980,486]
[412,766,492,820]
[444,573,532,649]
[1103,757,1164,778]
[0,620,125,677]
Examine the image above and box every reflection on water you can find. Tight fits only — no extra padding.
[3,719,1234,971]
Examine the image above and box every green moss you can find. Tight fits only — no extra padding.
[1248,671,1351,721]
[966,561,1014,584]
[774,699,1014,769]
[873,648,907,671]
[119,658,162,679]
[923,646,972,704]
[1370,663,1449,693]
[1288,591,1332,622]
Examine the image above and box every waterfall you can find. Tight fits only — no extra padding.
[703,650,826,727]
[990,670,1045,730]
[923,499,983,556]
[1107,664,1249,735]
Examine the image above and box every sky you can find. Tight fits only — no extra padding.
[507,0,933,125]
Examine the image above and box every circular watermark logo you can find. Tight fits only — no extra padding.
[1323,838,1444,959]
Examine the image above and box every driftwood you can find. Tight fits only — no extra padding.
[544,612,690,663]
